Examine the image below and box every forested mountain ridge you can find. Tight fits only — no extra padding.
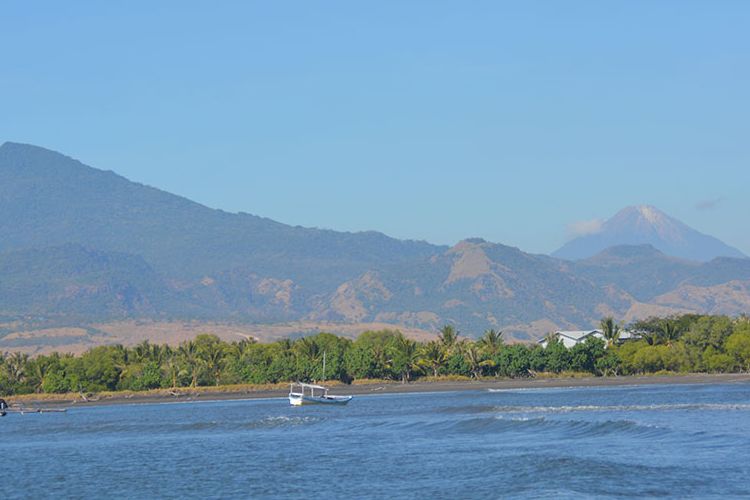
[0,142,440,287]
[1,142,749,352]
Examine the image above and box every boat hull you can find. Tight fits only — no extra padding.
[289,395,352,406]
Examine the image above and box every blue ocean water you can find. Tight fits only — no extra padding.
[2,382,750,499]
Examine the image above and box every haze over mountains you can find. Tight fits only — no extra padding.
[1,142,749,353]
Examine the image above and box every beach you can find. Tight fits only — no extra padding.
[9,372,750,409]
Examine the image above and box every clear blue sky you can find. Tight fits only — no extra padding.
[2,1,749,254]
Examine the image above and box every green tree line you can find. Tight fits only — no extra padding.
[1,314,749,396]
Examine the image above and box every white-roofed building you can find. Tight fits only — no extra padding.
[539,329,640,349]
[616,330,641,342]
[539,329,605,349]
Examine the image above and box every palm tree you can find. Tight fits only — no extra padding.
[278,338,293,352]
[418,341,448,377]
[462,343,493,379]
[3,352,29,388]
[108,344,132,388]
[133,340,151,363]
[228,339,254,361]
[163,356,183,389]
[369,342,391,379]
[198,341,226,386]
[295,337,322,381]
[642,331,658,346]
[390,334,421,383]
[478,329,504,356]
[660,319,681,347]
[600,317,621,348]
[438,325,459,351]
[178,340,200,388]
[31,358,51,393]
[149,343,168,365]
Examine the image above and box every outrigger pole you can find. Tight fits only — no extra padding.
[0,398,67,416]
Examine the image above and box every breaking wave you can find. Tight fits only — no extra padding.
[241,415,323,429]
[439,403,750,415]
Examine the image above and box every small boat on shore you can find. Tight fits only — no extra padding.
[288,382,353,406]
[0,398,67,416]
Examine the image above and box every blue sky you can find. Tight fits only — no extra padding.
[2,1,749,254]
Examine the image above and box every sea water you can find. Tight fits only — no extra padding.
[2,382,750,499]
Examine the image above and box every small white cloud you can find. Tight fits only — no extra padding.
[695,197,724,211]
[566,218,604,238]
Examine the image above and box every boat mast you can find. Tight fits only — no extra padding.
[322,351,326,381]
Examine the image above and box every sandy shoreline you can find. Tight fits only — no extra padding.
[8,373,750,409]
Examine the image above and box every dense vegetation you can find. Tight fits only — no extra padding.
[1,314,749,396]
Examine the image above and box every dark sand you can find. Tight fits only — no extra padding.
[10,373,750,409]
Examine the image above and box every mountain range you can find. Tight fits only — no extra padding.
[1,141,749,353]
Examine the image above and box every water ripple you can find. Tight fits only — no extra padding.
[440,402,750,415]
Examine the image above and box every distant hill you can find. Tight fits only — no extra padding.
[574,244,750,301]
[0,142,440,288]
[573,245,699,301]
[1,142,749,352]
[553,205,746,262]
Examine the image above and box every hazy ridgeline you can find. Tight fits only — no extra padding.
[1,314,749,396]
[4,143,750,343]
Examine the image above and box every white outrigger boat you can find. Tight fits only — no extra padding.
[288,382,353,406]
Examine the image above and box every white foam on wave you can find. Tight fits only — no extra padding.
[490,403,750,414]
[487,384,654,394]
[239,415,324,430]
